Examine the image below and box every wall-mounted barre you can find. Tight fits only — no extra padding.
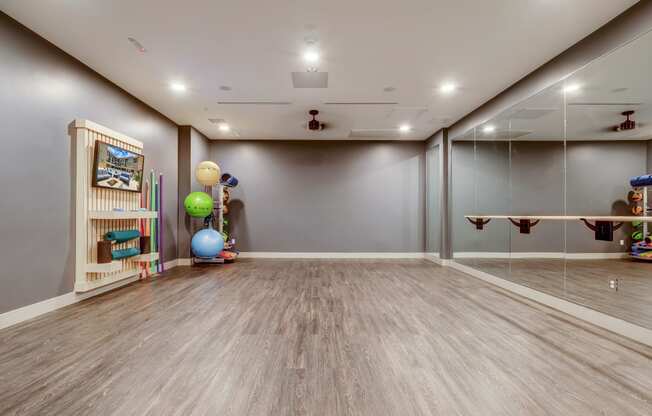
[464,215,646,241]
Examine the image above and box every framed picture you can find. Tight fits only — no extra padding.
[91,142,144,192]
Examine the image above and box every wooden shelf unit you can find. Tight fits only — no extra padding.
[71,119,159,292]
[89,210,158,220]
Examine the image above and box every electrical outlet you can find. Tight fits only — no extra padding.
[620,239,624,246]
[609,279,619,291]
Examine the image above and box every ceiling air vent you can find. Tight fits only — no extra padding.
[349,129,404,138]
[217,100,292,105]
[323,101,398,105]
[292,72,328,88]
[510,108,558,119]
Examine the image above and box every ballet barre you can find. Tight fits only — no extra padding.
[464,215,652,241]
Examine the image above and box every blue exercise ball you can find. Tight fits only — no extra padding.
[191,228,224,258]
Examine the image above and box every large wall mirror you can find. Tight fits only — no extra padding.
[451,29,652,330]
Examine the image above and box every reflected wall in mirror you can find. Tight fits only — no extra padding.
[451,28,652,330]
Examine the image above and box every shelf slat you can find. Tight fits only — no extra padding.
[132,252,160,262]
[86,261,122,273]
[89,210,158,220]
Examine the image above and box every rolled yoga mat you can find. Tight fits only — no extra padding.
[112,247,141,260]
[630,174,652,187]
[105,229,141,244]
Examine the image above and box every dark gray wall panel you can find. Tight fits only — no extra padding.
[177,126,212,258]
[0,13,178,313]
[210,140,425,252]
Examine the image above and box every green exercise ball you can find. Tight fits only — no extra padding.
[184,192,213,218]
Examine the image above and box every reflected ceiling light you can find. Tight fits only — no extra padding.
[399,124,412,133]
[482,125,495,134]
[170,82,187,93]
[564,84,581,93]
[303,50,320,63]
[218,123,231,132]
[440,83,458,94]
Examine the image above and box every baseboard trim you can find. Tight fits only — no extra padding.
[453,252,628,260]
[238,252,426,259]
[0,259,179,331]
[447,260,652,347]
[177,258,192,266]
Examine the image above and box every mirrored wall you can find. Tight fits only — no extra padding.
[451,29,652,330]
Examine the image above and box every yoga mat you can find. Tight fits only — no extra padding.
[112,247,140,260]
[105,229,140,243]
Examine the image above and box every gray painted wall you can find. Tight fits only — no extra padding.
[177,126,212,258]
[425,145,440,253]
[0,13,179,313]
[210,140,425,252]
[452,140,646,254]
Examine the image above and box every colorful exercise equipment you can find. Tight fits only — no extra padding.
[196,161,221,186]
[221,173,239,188]
[184,192,213,218]
[105,229,140,243]
[191,227,224,258]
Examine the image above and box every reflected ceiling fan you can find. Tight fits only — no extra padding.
[305,110,329,131]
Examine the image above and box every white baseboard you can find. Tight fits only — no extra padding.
[238,252,426,259]
[177,258,192,266]
[453,252,628,260]
[0,258,179,331]
[448,261,652,347]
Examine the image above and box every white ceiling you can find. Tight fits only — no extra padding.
[1,0,639,140]
[458,26,652,142]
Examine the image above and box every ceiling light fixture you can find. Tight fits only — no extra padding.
[303,50,320,63]
[440,83,458,94]
[483,125,496,134]
[399,124,412,133]
[218,123,230,132]
[170,82,187,93]
[564,84,581,93]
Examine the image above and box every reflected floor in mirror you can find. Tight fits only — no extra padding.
[456,258,652,329]
[1,259,652,415]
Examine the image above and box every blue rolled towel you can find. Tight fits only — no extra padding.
[112,247,141,260]
[105,229,141,243]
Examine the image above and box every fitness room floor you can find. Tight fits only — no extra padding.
[5,1,652,416]
[2,260,652,415]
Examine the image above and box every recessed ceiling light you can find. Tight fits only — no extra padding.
[482,125,496,134]
[564,84,581,93]
[218,123,230,132]
[303,50,320,63]
[399,124,411,133]
[170,82,187,93]
[440,83,458,94]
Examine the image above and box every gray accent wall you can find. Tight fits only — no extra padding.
[177,126,212,258]
[210,140,425,252]
[452,140,646,254]
[0,13,179,314]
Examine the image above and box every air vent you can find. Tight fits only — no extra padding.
[349,129,403,138]
[567,102,643,106]
[208,118,225,124]
[510,108,558,119]
[324,101,398,105]
[217,100,292,105]
[291,72,328,88]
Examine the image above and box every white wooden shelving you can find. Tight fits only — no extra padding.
[89,210,158,220]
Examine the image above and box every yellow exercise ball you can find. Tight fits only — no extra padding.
[195,161,221,186]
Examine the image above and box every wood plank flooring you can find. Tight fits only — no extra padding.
[456,258,652,328]
[1,259,652,415]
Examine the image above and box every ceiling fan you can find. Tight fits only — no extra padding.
[305,110,329,131]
